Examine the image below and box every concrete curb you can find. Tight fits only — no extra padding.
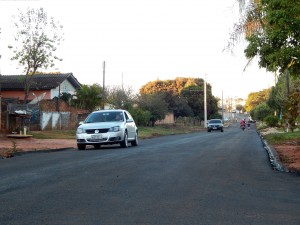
[0,147,76,159]
[15,147,76,155]
[258,132,289,173]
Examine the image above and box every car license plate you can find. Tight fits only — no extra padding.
[91,134,102,140]
[213,127,217,129]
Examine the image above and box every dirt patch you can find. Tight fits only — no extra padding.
[272,143,300,173]
[0,136,76,158]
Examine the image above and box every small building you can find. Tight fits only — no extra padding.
[0,73,81,101]
[0,73,82,131]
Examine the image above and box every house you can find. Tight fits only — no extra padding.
[0,73,82,131]
[0,73,81,101]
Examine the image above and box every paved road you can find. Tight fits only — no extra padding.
[1,124,300,225]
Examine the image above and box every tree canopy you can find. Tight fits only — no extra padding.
[245,88,271,112]
[8,7,64,101]
[244,0,300,77]
[140,77,219,120]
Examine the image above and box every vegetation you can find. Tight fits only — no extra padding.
[8,8,64,102]
[232,0,300,132]
[244,89,270,113]
[29,125,205,140]
[72,84,103,112]
[140,77,220,122]
[263,131,300,145]
[264,115,279,127]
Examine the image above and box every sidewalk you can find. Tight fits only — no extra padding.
[0,136,76,153]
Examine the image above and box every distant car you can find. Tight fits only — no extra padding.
[76,109,138,150]
[207,119,224,132]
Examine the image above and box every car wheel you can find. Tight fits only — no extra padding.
[131,132,138,146]
[221,129,224,132]
[77,144,86,150]
[94,144,101,149]
[120,131,128,148]
[208,129,211,132]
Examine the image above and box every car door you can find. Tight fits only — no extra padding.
[124,111,136,139]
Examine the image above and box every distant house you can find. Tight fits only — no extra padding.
[0,73,81,101]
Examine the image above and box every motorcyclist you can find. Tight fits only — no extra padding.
[240,119,246,129]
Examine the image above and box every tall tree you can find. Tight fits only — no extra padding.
[244,0,300,77]
[245,88,271,112]
[8,7,64,101]
[139,77,219,119]
[137,93,168,126]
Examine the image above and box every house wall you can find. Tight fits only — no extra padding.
[50,80,77,98]
[1,90,52,100]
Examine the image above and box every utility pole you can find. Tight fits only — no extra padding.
[204,75,207,128]
[222,90,224,124]
[0,55,2,130]
[102,61,105,109]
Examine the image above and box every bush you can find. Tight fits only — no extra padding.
[264,115,279,127]
[128,108,151,126]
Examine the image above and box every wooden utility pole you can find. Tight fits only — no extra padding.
[102,61,106,109]
[204,75,207,128]
[0,55,2,130]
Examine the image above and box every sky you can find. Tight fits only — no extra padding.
[0,0,275,99]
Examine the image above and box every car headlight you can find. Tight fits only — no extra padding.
[76,128,86,134]
[109,126,121,132]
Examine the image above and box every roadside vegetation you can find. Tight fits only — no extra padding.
[30,125,205,140]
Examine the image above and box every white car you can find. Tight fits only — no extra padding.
[76,109,138,150]
[207,119,224,132]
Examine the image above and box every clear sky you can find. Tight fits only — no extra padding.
[0,0,274,99]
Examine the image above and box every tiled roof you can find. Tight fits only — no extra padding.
[0,73,82,90]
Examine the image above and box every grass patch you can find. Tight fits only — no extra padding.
[264,131,300,145]
[30,130,76,139]
[139,125,204,139]
[28,125,204,140]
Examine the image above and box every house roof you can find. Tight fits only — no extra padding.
[0,73,82,91]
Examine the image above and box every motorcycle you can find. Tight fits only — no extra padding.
[240,124,245,131]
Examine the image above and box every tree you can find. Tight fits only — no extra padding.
[8,8,64,101]
[137,93,168,126]
[244,88,270,112]
[140,77,219,120]
[73,84,103,112]
[251,102,273,121]
[236,104,243,112]
[244,0,300,78]
[105,86,136,110]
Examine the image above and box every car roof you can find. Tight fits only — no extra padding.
[92,109,124,113]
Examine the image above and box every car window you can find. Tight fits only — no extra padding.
[85,111,124,123]
[209,119,221,123]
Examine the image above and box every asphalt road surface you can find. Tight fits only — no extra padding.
[1,123,300,225]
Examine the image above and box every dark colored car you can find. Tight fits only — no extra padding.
[207,119,224,132]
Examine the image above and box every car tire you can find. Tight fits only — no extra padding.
[221,129,224,132]
[131,131,138,146]
[208,129,211,132]
[77,144,86,150]
[120,131,128,148]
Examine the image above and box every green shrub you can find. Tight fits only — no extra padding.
[264,115,279,127]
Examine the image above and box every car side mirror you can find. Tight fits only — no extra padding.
[79,121,84,125]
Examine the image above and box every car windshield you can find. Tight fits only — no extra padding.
[85,111,123,123]
[209,119,221,124]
